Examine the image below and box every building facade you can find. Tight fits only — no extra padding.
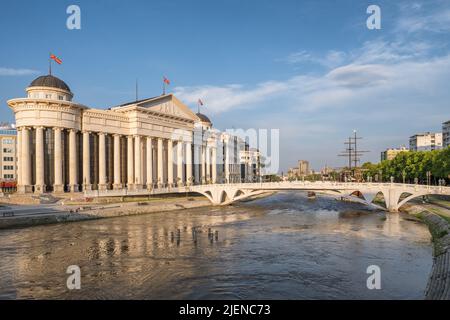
[409,132,443,152]
[380,146,409,161]
[0,124,17,182]
[298,160,310,177]
[443,120,450,148]
[240,146,261,183]
[7,74,253,194]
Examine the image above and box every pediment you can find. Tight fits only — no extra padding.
[137,95,198,121]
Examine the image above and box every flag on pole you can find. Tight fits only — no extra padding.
[162,76,171,95]
[50,54,62,64]
[198,99,204,106]
[163,76,170,85]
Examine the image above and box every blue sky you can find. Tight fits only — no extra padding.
[1,0,449,172]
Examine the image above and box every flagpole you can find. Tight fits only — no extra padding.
[135,78,138,102]
[49,52,52,75]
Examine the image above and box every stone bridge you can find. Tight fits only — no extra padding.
[189,181,450,212]
[85,181,450,212]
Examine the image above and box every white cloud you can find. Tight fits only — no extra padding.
[175,34,450,116]
[280,49,347,68]
[0,67,39,76]
[396,1,450,33]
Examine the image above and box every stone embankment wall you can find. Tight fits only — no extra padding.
[407,207,450,300]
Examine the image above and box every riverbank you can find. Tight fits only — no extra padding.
[402,203,450,300]
[0,196,212,230]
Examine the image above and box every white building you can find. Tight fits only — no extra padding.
[7,74,256,194]
[443,120,450,148]
[409,132,443,152]
[240,146,261,183]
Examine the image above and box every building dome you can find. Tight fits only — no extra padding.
[29,75,71,93]
[196,112,212,124]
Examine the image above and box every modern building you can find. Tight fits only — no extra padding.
[409,132,443,152]
[443,120,450,148]
[0,123,17,182]
[7,74,255,194]
[287,160,310,179]
[298,160,310,177]
[380,146,409,161]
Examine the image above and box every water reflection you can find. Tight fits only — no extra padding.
[0,192,432,299]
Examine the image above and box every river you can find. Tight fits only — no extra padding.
[0,192,433,299]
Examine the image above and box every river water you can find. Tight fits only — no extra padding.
[0,192,433,299]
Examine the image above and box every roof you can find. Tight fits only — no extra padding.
[196,112,212,124]
[29,75,71,92]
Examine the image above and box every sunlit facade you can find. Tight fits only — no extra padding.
[7,74,255,194]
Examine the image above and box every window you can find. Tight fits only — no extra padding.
[58,95,64,100]
[3,157,14,162]
[3,174,14,179]
[3,148,13,153]
[45,94,52,99]
[3,165,14,170]
[2,138,13,144]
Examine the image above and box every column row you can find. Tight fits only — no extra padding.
[16,127,219,194]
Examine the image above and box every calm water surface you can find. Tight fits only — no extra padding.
[0,192,432,299]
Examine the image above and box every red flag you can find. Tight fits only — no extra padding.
[198,99,204,106]
[50,54,62,65]
[163,76,170,85]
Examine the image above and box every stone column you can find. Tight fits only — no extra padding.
[212,146,217,184]
[54,127,64,193]
[224,140,230,184]
[146,137,153,190]
[69,129,78,192]
[177,141,184,186]
[34,126,45,193]
[157,138,163,187]
[127,135,134,189]
[20,127,32,193]
[201,145,206,184]
[194,144,200,184]
[113,134,122,190]
[16,127,22,187]
[167,139,174,187]
[98,133,107,191]
[134,135,142,189]
[186,142,192,186]
[206,145,211,183]
[82,131,92,191]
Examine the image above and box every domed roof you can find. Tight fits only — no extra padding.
[29,75,71,92]
[196,112,211,124]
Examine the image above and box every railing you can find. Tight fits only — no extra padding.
[84,180,450,198]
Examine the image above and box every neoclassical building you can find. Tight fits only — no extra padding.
[8,74,248,194]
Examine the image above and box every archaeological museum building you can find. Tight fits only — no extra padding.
[7,74,260,194]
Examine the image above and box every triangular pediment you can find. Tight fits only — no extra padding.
[137,94,198,121]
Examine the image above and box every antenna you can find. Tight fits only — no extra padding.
[338,130,370,172]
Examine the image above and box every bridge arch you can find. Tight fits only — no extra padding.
[233,189,246,199]
[396,192,432,210]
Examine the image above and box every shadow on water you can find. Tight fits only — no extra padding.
[0,191,432,299]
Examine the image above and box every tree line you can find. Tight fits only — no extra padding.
[361,147,450,184]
